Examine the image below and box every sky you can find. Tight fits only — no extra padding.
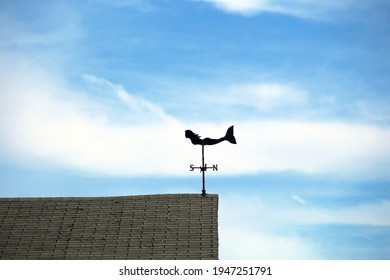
[1,0,390,260]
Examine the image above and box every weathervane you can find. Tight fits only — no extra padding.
[185,125,237,196]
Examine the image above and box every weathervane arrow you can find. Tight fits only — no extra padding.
[185,125,237,196]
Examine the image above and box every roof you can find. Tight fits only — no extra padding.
[0,194,218,260]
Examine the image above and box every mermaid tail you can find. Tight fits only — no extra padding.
[224,126,237,144]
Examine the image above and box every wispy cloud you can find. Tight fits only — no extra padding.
[354,98,390,123]
[275,200,390,226]
[82,74,178,124]
[221,83,308,113]
[200,0,388,20]
[292,194,307,205]
[219,193,390,259]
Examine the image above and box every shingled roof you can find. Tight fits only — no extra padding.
[0,194,218,260]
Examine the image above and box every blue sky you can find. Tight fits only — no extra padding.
[1,0,390,259]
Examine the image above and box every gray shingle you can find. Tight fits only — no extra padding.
[0,194,218,260]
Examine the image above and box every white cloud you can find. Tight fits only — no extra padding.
[1,58,390,178]
[200,0,386,20]
[212,120,390,180]
[201,0,267,16]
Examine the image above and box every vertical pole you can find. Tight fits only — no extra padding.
[201,142,206,196]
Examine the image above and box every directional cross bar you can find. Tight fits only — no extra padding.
[190,164,218,172]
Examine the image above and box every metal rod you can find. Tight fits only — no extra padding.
[201,142,206,196]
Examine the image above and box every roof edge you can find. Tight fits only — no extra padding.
[0,193,219,200]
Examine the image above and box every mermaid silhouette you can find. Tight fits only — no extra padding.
[185,125,237,145]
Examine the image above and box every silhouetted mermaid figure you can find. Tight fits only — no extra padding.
[185,125,237,145]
